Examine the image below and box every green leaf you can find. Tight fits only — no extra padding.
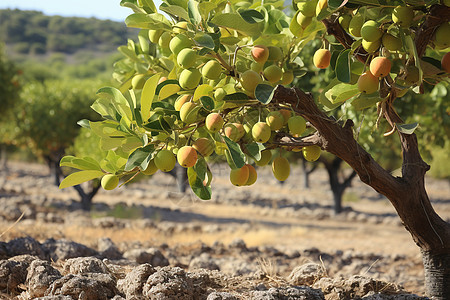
[60,156,102,171]
[328,0,348,10]
[194,33,215,50]
[396,123,419,135]
[96,87,133,121]
[238,9,264,24]
[187,167,212,200]
[350,93,381,110]
[160,5,189,21]
[141,74,160,122]
[325,83,359,104]
[243,143,265,161]
[223,92,249,101]
[223,136,245,169]
[77,119,91,129]
[156,79,179,95]
[125,144,155,171]
[198,2,216,20]
[125,13,172,30]
[193,84,213,101]
[200,96,215,111]
[255,84,275,104]
[139,0,157,13]
[211,13,261,38]
[59,170,104,189]
[188,0,201,25]
[335,49,351,83]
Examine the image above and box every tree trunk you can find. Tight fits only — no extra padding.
[176,163,188,193]
[422,250,450,299]
[0,145,7,170]
[301,158,317,189]
[73,183,100,211]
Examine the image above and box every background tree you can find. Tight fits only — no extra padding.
[59,0,450,297]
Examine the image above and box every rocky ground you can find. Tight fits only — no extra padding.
[0,160,449,299]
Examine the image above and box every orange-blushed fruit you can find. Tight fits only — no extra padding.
[205,112,224,133]
[357,71,379,94]
[177,146,198,168]
[442,52,450,73]
[251,45,269,64]
[230,165,250,186]
[192,138,215,157]
[245,164,257,185]
[369,57,392,77]
[313,49,331,69]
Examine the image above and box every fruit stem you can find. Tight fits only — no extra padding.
[211,53,233,72]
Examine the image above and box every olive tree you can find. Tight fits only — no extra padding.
[59,0,450,297]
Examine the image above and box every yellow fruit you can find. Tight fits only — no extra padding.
[266,111,284,131]
[272,156,290,181]
[214,88,226,101]
[232,123,246,139]
[224,123,241,141]
[202,60,222,80]
[177,48,197,69]
[288,116,307,136]
[179,101,198,123]
[169,34,192,55]
[362,38,381,53]
[313,49,331,69]
[252,122,271,143]
[245,164,257,186]
[179,68,202,90]
[297,0,317,17]
[382,33,402,51]
[392,6,414,28]
[349,15,364,37]
[255,149,272,166]
[174,94,191,111]
[369,57,392,77]
[303,145,321,162]
[361,20,382,42]
[131,74,147,90]
[357,71,379,94]
[154,149,176,172]
[296,12,312,28]
[251,45,269,64]
[240,70,262,93]
[177,146,198,168]
[192,138,215,157]
[281,70,294,85]
[267,46,283,61]
[205,113,224,133]
[263,65,283,83]
[142,159,158,175]
[442,52,450,73]
[230,166,250,186]
[101,174,119,190]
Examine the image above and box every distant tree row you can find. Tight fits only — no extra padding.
[0,9,137,54]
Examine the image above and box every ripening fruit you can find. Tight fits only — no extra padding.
[142,159,158,175]
[288,116,307,136]
[214,88,226,101]
[154,149,176,172]
[179,68,202,90]
[382,33,402,51]
[362,39,381,53]
[433,23,450,49]
[132,74,147,90]
[405,65,420,85]
[272,156,290,181]
[251,45,270,64]
[148,29,163,44]
[245,164,257,186]
[369,57,392,77]
[193,138,215,157]
[241,70,263,93]
[357,71,379,94]
[303,145,321,162]
[251,62,263,73]
[177,48,197,69]
[297,0,317,17]
[442,52,450,73]
[339,14,351,31]
[392,6,414,28]
[316,0,328,16]
[279,109,292,125]
[101,174,119,190]
[202,60,222,80]
[267,46,283,61]
[158,31,172,49]
[252,122,271,143]
[361,20,382,42]
[313,49,331,69]
[264,65,283,83]
[174,94,191,111]
[349,15,364,37]
[205,113,224,133]
[296,12,312,28]
[224,123,240,141]
[266,111,284,131]
[169,34,192,55]
[230,165,250,186]
[177,146,198,168]
[179,101,198,123]
[281,70,294,85]
[233,123,246,139]
[255,149,272,166]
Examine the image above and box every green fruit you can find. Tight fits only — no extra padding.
[154,149,176,172]
[297,0,317,17]
[240,70,262,93]
[192,137,215,157]
[177,48,197,69]
[179,68,202,90]
[288,116,307,136]
[266,111,284,130]
[224,123,240,141]
[230,166,249,186]
[303,145,321,162]
[251,45,269,64]
[132,74,147,90]
[252,122,271,143]
[296,12,313,28]
[349,15,364,37]
[281,70,294,85]
[357,71,379,94]
[313,49,331,69]
[392,6,414,28]
[214,88,227,101]
[382,33,402,51]
[251,62,263,73]
[202,60,222,80]
[205,112,224,133]
[267,46,283,61]
[339,14,351,31]
[169,34,192,55]
[101,174,119,190]
[148,29,163,44]
[245,164,257,186]
[177,146,198,168]
[434,23,450,48]
[263,65,283,83]
[361,20,382,42]
[142,159,158,175]
[255,150,272,166]
[362,38,381,53]
[179,101,198,123]
[158,31,172,49]
[173,21,188,33]
[272,156,290,181]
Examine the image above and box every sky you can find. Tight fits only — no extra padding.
[0,0,162,22]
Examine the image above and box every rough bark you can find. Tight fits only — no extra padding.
[422,250,450,299]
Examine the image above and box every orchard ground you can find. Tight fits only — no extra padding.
[1,160,449,297]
